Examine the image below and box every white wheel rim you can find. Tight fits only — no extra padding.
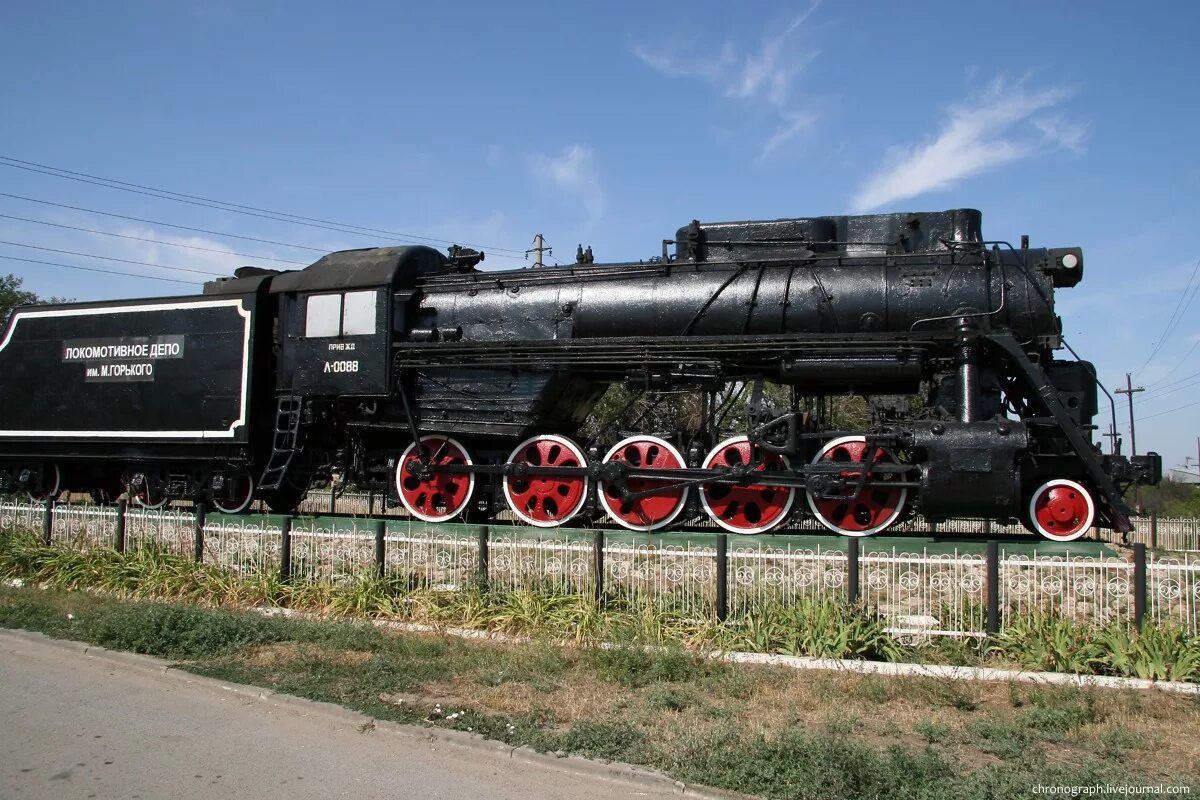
[599,435,689,532]
[1028,478,1094,542]
[396,435,475,523]
[805,435,908,537]
[213,473,256,514]
[699,435,795,535]
[503,434,589,528]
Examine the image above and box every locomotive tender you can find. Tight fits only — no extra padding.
[0,208,1161,540]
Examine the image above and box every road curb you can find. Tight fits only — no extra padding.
[0,628,750,800]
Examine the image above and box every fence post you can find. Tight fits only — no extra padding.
[42,498,53,546]
[592,530,605,604]
[716,533,728,622]
[368,490,376,517]
[280,516,293,581]
[374,520,386,578]
[928,518,937,537]
[477,525,489,587]
[193,503,206,563]
[329,487,336,515]
[114,499,127,554]
[1133,543,1147,630]
[985,540,1000,636]
[847,536,860,605]
[983,519,992,537]
[1150,512,1158,550]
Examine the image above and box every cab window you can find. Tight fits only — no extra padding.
[304,290,378,337]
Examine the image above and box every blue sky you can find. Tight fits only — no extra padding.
[1,1,1198,477]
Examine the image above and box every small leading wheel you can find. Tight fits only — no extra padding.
[699,436,795,534]
[599,435,688,532]
[212,472,256,515]
[27,463,62,503]
[806,435,907,537]
[503,434,589,527]
[1027,479,1095,542]
[396,435,475,523]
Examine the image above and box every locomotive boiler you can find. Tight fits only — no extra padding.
[0,208,1161,540]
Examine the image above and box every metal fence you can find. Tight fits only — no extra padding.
[3,498,1199,637]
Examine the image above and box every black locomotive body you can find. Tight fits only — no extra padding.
[0,208,1162,539]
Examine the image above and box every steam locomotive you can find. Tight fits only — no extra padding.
[0,208,1161,540]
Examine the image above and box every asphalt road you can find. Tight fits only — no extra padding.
[0,629,695,800]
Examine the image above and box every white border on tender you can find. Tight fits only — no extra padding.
[0,299,252,439]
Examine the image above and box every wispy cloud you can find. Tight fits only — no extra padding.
[851,77,1088,212]
[531,145,605,225]
[631,4,821,158]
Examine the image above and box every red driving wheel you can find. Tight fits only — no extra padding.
[699,436,794,534]
[396,436,475,522]
[806,436,907,537]
[599,435,688,531]
[503,434,589,527]
[1028,479,1094,542]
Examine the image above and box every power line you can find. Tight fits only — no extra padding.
[0,239,226,277]
[0,192,330,253]
[0,191,528,266]
[0,155,530,257]
[0,212,307,265]
[1136,398,1200,422]
[0,254,200,285]
[1145,337,1200,390]
[1136,256,1200,383]
[1143,366,1200,397]
[1140,377,1200,404]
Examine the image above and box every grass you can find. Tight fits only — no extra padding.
[3,528,1200,797]
[1,585,1199,799]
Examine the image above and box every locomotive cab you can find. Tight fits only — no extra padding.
[269,246,448,397]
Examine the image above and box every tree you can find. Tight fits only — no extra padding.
[0,273,68,325]
[0,273,40,323]
[1137,477,1200,518]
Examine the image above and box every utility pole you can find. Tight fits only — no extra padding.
[1102,423,1120,455]
[526,234,551,269]
[1115,373,1145,456]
